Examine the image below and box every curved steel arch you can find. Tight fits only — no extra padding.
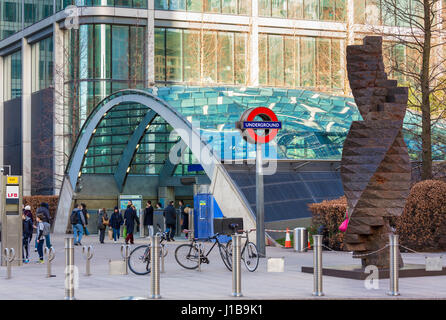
[65,89,219,192]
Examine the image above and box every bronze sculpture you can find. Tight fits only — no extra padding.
[342,36,411,268]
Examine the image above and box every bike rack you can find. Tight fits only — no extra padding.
[44,247,56,278]
[4,248,15,279]
[82,245,94,276]
[121,244,131,275]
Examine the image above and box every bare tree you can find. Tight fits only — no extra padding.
[372,0,446,179]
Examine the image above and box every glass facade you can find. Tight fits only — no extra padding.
[31,36,53,93]
[155,28,247,85]
[81,103,201,175]
[259,0,345,21]
[66,24,146,127]
[354,0,422,26]
[0,0,22,40]
[23,0,54,28]
[3,50,22,100]
[63,0,147,8]
[259,34,344,90]
[155,0,251,15]
[74,87,446,178]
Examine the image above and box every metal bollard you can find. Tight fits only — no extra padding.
[388,234,400,296]
[150,235,161,299]
[64,238,76,300]
[312,235,324,296]
[294,228,308,252]
[44,247,56,278]
[82,245,93,276]
[232,234,243,297]
[120,245,131,275]
[4,248,15,279]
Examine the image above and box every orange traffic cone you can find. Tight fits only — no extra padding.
[284,228,292,248]
[308,241,312,250]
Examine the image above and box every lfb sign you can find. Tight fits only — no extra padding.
[6,186,19,199]
[236,107,281,144]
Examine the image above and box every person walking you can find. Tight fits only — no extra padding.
[178,200,188,237]
[143,200,154,238]
[35,202,52,249]
[98,208,109,244]
[71,203,86,246]
[163,200,177,242]
[35,214,45,264]
[81,203,90,236]
[23,205,34,222]
[109,206,123,242]
[124,205,140,245]
[22,211,33,263]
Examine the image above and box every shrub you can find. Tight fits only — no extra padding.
[308,197,347,250]
[309,180,446,252]
[23,195,59,221]
[396,180,446,251]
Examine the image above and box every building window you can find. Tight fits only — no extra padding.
[259,0,345,22]
[66,24,146,131]
[31,36,54,93]
[166,29,183,82]
[259,33,344,91]
[155,28,248,85]
[64,0,147,8]
[3,50,22,100]
[155,0,251,15]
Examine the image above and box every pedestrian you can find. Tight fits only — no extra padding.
[98,208,109,244]
[22,211,33,263]
[23,205,34,222]
[109,206,123,242]
[35,202,52,249]
[143,200,154,238]
[35,214,45,264]
[81,203,90,236]
[70,203,86,246]
[163,200,177,241]
[183,205,192,239]
[179,200,188,237]
[36,202,51,224]
[124,204,140,245]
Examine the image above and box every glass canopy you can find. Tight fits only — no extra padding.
[79,86,446,176]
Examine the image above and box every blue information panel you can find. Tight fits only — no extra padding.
[242,121,282,129]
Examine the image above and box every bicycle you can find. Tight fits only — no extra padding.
[174,232,232,271]
[128,224,168,275]
[226,225,259,272]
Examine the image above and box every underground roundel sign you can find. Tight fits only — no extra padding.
[236,107,281,144]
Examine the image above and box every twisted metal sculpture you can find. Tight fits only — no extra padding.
[342,36,411,268]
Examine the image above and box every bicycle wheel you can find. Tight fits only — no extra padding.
[175,244,200,270]
[225,240,233,269]
[128,245,151,275]
[218,243,232,271]
[243,242,259,272]
[160,244,168,257]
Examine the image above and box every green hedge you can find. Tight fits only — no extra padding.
[308,180,446,252]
